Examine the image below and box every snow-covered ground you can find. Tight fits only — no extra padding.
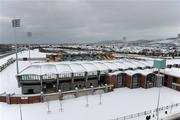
[0,49,46,66]
[0,49,180,120]
[0,49,47,94]
[0,61,31,94]
[0,87,179,120]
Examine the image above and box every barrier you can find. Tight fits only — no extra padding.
[0,84,113,104]
[0,58,15,72]
[111,103,180,120]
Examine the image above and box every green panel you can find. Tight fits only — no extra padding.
[153,59,166,69]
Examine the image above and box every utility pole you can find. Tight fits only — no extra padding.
[12,18,20,74]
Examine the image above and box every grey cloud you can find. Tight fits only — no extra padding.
[0,0,180,44]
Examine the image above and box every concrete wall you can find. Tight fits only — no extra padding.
[22,85,41,94]
[85,79,98,88]
[59,82,71,91]
[0,85,114,104]
[71,80,85,89]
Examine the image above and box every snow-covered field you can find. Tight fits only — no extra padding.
[0,61,31,94]
[0,87,180,120]
[0,49,46,66]
[0,49,180,120]
[0,49,46,94]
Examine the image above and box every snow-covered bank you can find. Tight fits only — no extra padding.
[0,87,179,120]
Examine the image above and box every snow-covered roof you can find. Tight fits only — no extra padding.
[135,69,155,76]
[68,63,86,73]
[92,62,110,71]
[41,64,57,75]
[108,71,124,76]
[166,59,180,65]
[20,65,41,75]
[81,63,99,72]
[113,61,132,69]
[56,64,72,74]
[124,70,140,76]
[124,69,155,76]
[160,68,180,78]
[18,60,155,76]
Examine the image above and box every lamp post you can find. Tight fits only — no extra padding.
[12,18,20,74]
[19,95,23,120]
[27,32,32,62]
[58,89,63,112]
[153,59,166,120]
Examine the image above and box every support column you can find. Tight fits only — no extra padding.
[85,72,88,82]
[57,74,59,91]
[71,73,74,83]
[40,75,43,92]
[97,71,100,81]
[131,76,133,89]
[71,73,74,90]
[145,76,147,88]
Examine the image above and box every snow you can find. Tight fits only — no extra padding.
[56,64,72,74]
[0,61,31,94]
[160,68,180,78]
[92,62,110,71]
[0,49,47,93]
[41,64,57,75]
[113,61,132,70]
[166,59,180,65]
[0,49,180,120]
[0,49,46,66]
[81,63,98,72]
[103,62,120,70]
[124,70,139,76]
[136,69,155,76]
[0,87,179,120]
[68,63,86,73]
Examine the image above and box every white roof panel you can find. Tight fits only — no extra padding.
[68,63,86,73]
[103,62,119,70]
[113,61,131,69]
[160,68,180,78]
[92,62,110,71]
[20,65,41,75]
[135,69,154,76]
[125,70,139,76]
[81,63,98,72]
[41,64,57,75]
[56,64,72,73]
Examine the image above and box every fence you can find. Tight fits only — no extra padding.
[42,84,113,102]
[0,84,113,104]
[0,58,15,72]
[111,103,180,120]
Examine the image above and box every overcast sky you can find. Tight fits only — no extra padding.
[0,0,180,44]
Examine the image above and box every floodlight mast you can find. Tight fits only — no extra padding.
[12,18,20,74]
[27,32,32,62]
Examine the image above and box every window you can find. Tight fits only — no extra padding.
[173,77,177,83]
[42,74,57,80]
[74,72,85,77]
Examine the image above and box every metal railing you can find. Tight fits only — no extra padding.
[0,58,15,72]
[111,103,180,120]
